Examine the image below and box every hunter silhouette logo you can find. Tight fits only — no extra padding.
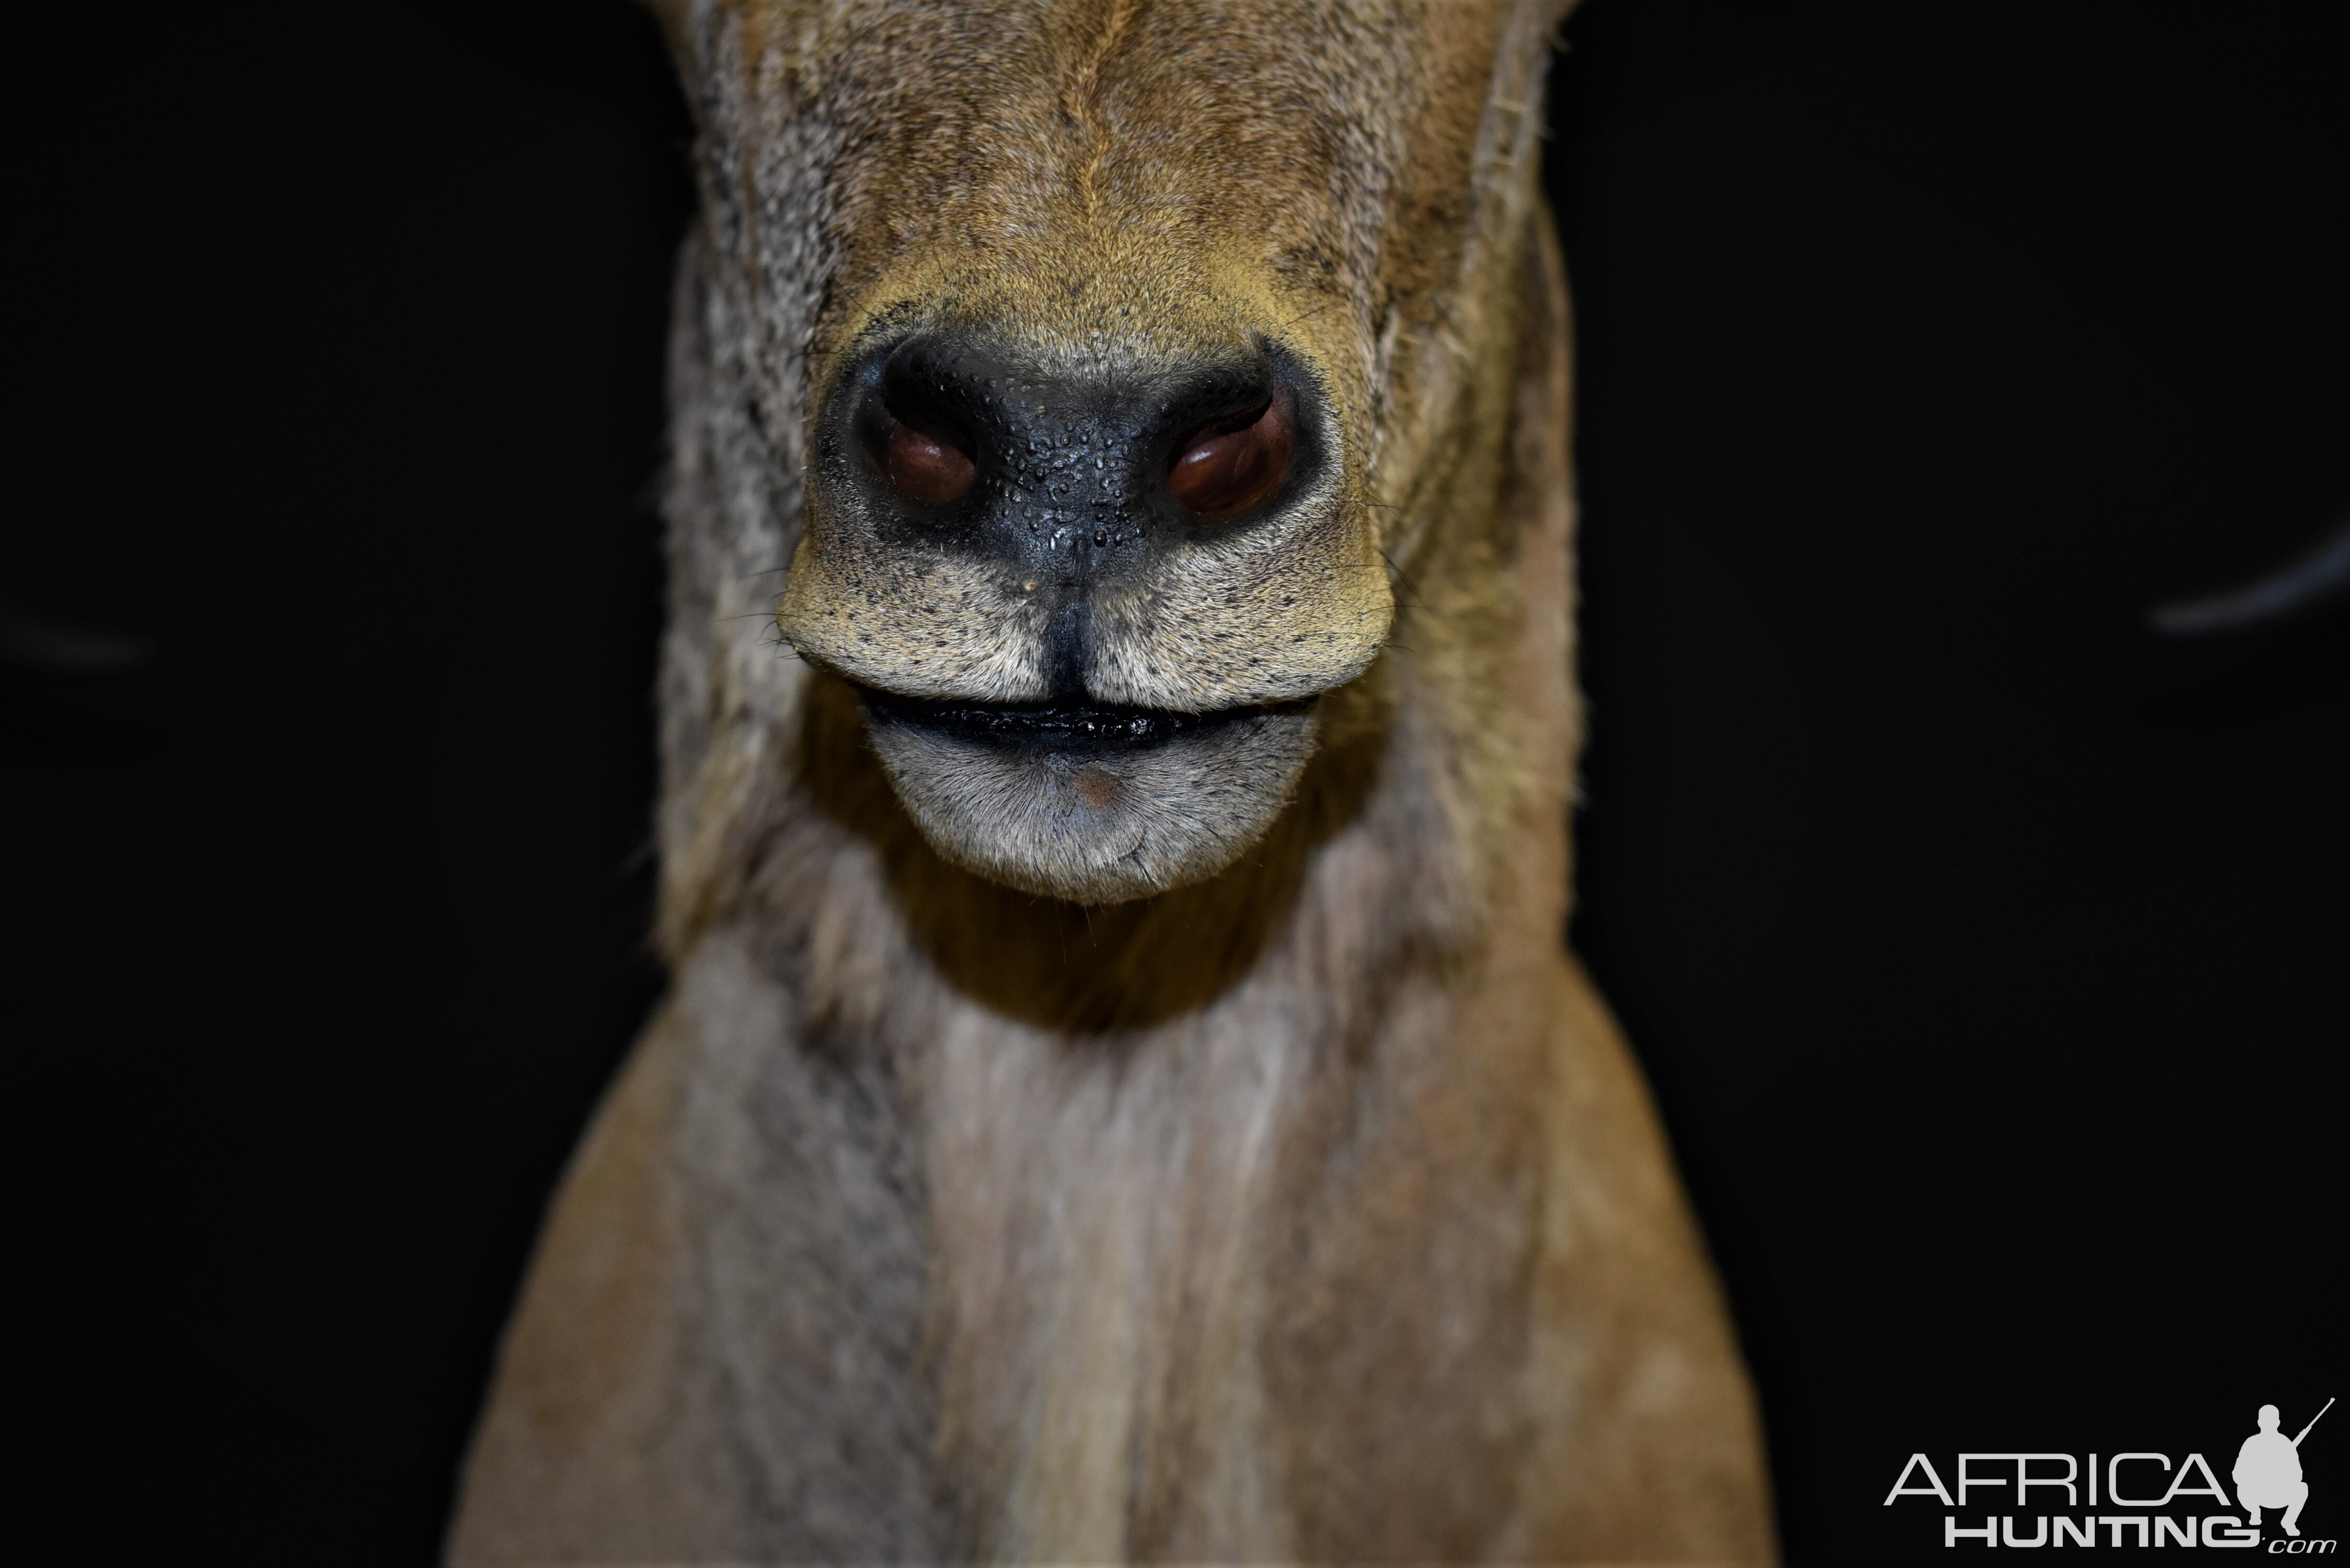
[1884,1396,2333,1550]
[2240,1399,2331,1539]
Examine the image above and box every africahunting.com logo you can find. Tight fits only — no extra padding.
[1885,1398,2333,1552]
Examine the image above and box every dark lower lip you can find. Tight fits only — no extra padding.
[857,687,1307,753]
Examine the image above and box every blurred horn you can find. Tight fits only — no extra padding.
[2149,515,2350,636]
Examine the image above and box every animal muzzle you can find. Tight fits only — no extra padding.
[776,317,1392,903]
[777,321,1387,714]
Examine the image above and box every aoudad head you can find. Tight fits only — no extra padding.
[656,0,1561,904]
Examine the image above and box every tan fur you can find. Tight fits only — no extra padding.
[451,0,1775,1559]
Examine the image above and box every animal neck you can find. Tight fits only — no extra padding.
[759,661,1561,1555]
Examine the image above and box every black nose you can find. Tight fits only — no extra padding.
[815,329,1320,580]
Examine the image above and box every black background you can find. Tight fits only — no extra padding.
[4,1,2342,1561]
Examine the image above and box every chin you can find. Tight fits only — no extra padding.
[857,688,1320,905]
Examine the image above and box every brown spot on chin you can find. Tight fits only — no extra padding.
[1073,766,1118,810]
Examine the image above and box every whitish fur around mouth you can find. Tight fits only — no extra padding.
[856,687,1321,903]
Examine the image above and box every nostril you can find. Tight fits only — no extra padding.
[1167,392,1296,521]
[879,413,976,508]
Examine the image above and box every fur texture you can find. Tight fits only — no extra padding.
[450,0,1776,1559]
[864,700,1321,903]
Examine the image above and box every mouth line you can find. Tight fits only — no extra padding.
[856,686,1310,752]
